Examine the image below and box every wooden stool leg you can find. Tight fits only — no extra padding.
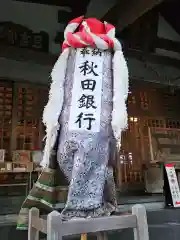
[132,204,149,240]
[28,208,40,240]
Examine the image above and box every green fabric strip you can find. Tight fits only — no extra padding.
[16,224,28,230]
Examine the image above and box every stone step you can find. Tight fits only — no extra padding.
[1,223,180,240]
[0,196,25,215]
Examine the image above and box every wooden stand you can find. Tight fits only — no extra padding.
[28,204,149,240]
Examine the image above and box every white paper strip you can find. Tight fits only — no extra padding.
[165,165,180,207]
[68,48,104,132]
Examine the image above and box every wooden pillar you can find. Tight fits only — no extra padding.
[10,83,18,154]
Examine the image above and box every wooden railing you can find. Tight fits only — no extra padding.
[28,204,149,240]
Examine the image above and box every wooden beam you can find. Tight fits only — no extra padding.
[1,43,180,70]
[125,48,180,69]
[13,0,76,7]
[155,37,180,53]
[116,9,159,53]
[85,0,117,18]
[118,0,163,31]
[0,45,57,66]
[104,0,164,32]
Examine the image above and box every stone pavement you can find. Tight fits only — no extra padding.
[1,195,180,240]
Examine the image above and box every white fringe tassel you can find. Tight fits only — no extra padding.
[41,47,128,166]
[112,50,129,141]
[41,48,70,167]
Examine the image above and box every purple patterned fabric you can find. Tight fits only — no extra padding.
[57,48,117,219]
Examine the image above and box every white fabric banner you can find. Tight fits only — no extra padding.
[68,48,104,132]
[165,165,180,207]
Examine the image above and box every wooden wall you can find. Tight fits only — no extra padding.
[116,81,180,190]
[1,78,180,192]
[0,80,48,160]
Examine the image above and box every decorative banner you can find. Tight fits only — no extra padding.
[0,22,49,52]
[165,164,180,207]
[68,47,104,132]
